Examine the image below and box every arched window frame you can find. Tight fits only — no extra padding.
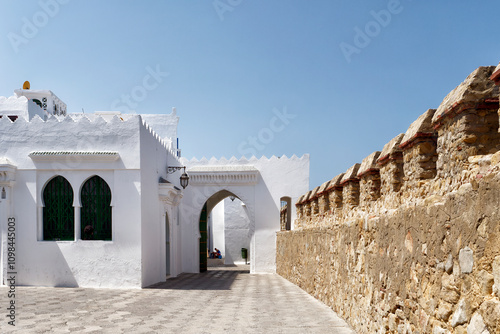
[280,196,292,231]
[42,175,75,241]
[80,175,112,241]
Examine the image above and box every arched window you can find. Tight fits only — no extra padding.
[280,196,292,231]
[80,176,112,240]
[43,176,74,241]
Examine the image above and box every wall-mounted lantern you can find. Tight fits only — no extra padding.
[1,187,6,199]
[167,166,189,189]
[230,196,236,202]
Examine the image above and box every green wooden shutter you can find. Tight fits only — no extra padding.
[43,176,74,241]
[81,176,112,240]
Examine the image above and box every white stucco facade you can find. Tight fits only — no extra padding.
[0,110,186,288]
[0,86,309,288]
[14,88,67,116]
[179,155,309,274]
[0,95,47,121]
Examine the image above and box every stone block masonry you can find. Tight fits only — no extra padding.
[341,163,361,210]
[378,133,404,194]
[400,108,438,182]
[277,64,500,333]
[317,179,332,215]
[358,151,381,205]
[433,67,500,180]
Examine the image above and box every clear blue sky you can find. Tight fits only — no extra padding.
[1,1,499,189]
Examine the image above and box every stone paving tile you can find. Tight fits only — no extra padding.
[0,265,355,334]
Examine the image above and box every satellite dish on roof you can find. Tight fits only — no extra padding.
[23,81,30,90]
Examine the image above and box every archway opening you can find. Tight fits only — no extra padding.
[199,190,251,272]
[280,196,292,231]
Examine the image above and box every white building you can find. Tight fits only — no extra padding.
[0,84,309,288]
[14,82,67,116]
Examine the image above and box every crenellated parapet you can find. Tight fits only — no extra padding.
[316,180,331,215]
[280,63,500,333]
[326,173,344,214]
[295,64,500,229]
[490,62,500,86]
[400,108,438,181]
[309,186,320,216]
[357,151,381,206]
[377,133,404,194]
[340,163,360,210]
[302,191,313,218]
[432,66,500,178]
[295,195,305,220]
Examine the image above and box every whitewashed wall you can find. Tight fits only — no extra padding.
[0,96,309,287]
[0,114,181,288]
[141,111,179,152]
[227,198,250,264]
[179,155,309,274]
[0,115,142,288]
[139,119,183,287]
[0,95,46,120]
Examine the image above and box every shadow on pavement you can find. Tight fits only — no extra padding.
[146,262,250,291]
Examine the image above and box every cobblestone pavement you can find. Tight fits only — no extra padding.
[0,264,355,334]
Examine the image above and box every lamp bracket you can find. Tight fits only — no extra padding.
[167,166,186,174]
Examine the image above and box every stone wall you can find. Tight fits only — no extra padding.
[277,65,500,333]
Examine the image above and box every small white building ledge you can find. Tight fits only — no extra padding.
[187,166,259,186]
[29,151,120,162]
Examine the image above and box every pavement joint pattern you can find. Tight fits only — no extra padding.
[0,264,356,333]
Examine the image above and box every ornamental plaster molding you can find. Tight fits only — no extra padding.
[187,166,259,186]
[0,157,17,186]
[29,151,120,162]
[159,182,183,207]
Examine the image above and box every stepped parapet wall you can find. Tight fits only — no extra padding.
[277,64,500,333]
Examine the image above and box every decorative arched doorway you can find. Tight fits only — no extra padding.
[181,157,310,274]
[195,188,253,272]
[198,190,251,272]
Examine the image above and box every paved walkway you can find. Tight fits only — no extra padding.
[0,264,355,334]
